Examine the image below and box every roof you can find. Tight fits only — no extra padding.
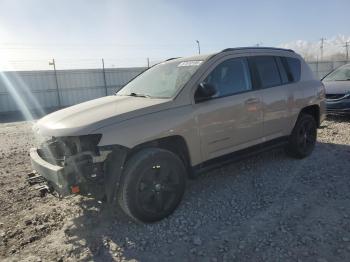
[163,47,295,63]
[221,47,294,53]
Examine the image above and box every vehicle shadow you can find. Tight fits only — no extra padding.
[65,141,350,262]
[326,113,350,123]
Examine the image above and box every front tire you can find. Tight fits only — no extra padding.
[118,148,187,223]
[286,113,317,159]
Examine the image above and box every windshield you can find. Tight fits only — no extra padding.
[323,65,350,81]
[117,60,203,98]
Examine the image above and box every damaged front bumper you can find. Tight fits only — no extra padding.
[29,136,129,201]
[29,134,108,197]
[29,147,106,196]
[30,148,69,195]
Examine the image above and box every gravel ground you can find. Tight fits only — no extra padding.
[0,116,350,262]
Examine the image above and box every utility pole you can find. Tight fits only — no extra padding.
[147,57,150,68]
[320,37,326,61]
[196,40,201,54]
[344,41,349,61]
[102,58,108,96]
[49,58,61,108]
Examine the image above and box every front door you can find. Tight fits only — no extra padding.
[193,57,263,162]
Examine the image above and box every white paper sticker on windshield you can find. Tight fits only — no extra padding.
[178,61,203,67]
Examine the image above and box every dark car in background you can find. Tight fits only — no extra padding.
[322,63,350,114]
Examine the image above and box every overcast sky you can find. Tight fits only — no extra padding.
[0,0,349,69]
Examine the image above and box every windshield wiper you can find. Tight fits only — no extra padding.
[128,92,151,98]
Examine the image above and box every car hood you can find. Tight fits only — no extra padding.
[34,95,172,137]
[323,81,350,94]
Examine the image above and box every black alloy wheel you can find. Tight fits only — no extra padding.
[118,148,186,222]
[286,113,317,158]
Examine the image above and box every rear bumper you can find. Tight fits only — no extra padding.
[30,148,71,196]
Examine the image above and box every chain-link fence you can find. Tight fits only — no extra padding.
[307,60,349,79]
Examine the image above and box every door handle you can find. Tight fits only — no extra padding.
[245,98,259,105]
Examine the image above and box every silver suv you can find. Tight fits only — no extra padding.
[30,47,326,222]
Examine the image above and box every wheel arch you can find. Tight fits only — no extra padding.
[299,104,320,127]
[126,135,192,174]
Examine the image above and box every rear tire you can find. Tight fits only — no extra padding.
[286,113,317,159]
[118,148,186,223]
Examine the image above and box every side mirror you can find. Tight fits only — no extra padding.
[195,82,217,102]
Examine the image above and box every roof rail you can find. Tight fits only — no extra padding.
[221,47,295,53]
[165,57,181,61]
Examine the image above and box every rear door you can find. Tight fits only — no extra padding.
[193,56,264,161]
[249,56,289,141]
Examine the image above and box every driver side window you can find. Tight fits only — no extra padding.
[204,57,252,98]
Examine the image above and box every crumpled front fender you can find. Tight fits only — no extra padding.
[101,145,129,203]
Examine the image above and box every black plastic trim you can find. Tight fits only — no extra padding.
[222,47,294,53]
[192,136,289,175]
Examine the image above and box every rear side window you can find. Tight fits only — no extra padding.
[251,56,281,88]
[280,57,301,82]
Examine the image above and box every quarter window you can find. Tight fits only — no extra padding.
[282,57,301,82]
[203,58,252,98]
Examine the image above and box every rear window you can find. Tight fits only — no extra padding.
[280,57,301,82]
[251,56,281,88]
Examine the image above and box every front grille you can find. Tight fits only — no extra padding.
[326,94,345,100]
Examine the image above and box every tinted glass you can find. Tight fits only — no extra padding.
[281,57,301,82]
[203,58,252,98]
[253,56,281,88]
[275,57,289,84]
